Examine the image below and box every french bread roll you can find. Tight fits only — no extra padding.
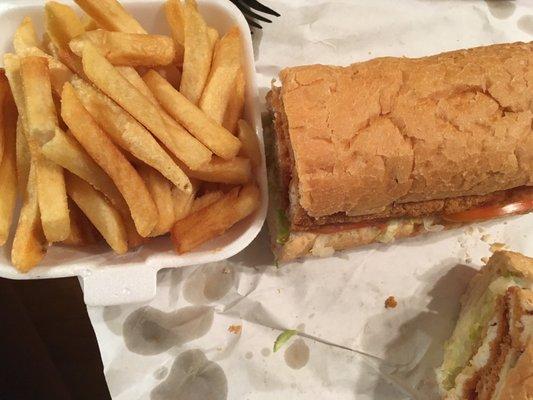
[267,42,533,262]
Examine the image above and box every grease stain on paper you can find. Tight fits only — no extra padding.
[183,263,235,305]
[485,0,516,19]
[284,339,310,370]
[151,349,227,400]
[123,306,214,355]
[153,366,168,380]
[261,348,271,357]
[517,15,533,35]
[103,306,123,336]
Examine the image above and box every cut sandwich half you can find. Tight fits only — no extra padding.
[439,251,533,400]
[266,41,533,262]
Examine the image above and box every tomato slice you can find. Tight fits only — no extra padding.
[443,199,533,223]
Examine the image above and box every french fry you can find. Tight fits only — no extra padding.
[80,41,160,122]
[41,127,125,210]
[171,184,260,253]
[14,48,75,95]
[180,0,213,104]
[32,152,70,244]
[52,93,68,132]
[52,140,144,247]
[55,45,87,80]
[178,156,252,184]
[207,27,219,52]
[116,67,211,169]
[4,54,26,120]
[165,0,185,65]
[69,76,195,187]
[41,129,143,248]
[44,0,88,81]
[20,57,57,145]
[4,54,70,242]
[116,66,158,103]
[143,70,241,160]
[0,92,18,245]
[42,33,59,59]
[62,210,85,246]
[190,191,223,214]
[74,0,147,34]
[123,217,146,248]
[16,117,30,193]
[81,16,100,32]
[138,165,175,237]
[70,30,176,67]
[223,68,245,134]
[5,56,32,192]
[155,65,182,88]
[172,184,196,222]
[81,43,191,192]
[20,56,70,243]
[61,82,157,237]
[237,119,262,167]
[62,200,99,246]
[199,27,242,124]
[12,162,47,272]
[187,0,199,10]
[65,172,127,254]
[13,17,41,54]
[0,71,9,164]
[45,1,85,50]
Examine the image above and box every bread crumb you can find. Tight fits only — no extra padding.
[465,257,472,263]
[490,242,507,253]
[481,256,489,264]
[385,296,397,309]
[481,234,492,242]
[466,226,475,235]
[222,267,231,274]
[228,325,242,335]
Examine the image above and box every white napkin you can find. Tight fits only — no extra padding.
[88,1,533,399]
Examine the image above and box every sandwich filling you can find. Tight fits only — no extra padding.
[439,252,533,400]
[443,286,532,400]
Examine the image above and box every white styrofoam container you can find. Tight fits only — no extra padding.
[0,0,268,306]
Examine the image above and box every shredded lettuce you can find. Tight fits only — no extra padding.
[276,209,290,244]
[273,329,297,352]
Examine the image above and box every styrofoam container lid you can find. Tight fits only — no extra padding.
[0,0,268,306]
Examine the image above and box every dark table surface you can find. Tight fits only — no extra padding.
[0,277,111,400]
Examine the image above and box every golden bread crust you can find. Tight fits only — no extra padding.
[278,42,533,218]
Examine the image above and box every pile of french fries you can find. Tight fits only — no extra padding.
[0,0,262,272]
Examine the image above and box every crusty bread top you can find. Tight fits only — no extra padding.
[278,42,533,218]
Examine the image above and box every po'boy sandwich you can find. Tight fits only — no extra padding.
[438,251,533,400]
[267,42,533,262]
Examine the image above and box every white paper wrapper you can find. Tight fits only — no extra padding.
[88,1,533,399]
